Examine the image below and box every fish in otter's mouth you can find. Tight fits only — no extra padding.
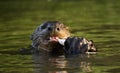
[30,21,70,51]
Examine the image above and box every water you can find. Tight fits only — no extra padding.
[0,26,120,73]
[0,0,120,73]
[32,53,119,73]
[33,53,95,73]
[0,52,120,73]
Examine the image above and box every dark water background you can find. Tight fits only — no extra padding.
[0,0,120,73]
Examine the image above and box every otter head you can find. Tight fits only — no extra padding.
[45,21,70,38]
[31,21,70,51]
[40,21,70,41]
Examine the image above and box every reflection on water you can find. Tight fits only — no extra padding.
[33,51,95,73]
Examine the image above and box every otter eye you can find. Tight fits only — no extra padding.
[57,28,60,31]
[48,27,52,31]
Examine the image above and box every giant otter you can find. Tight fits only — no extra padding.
[30,21,70,54]
[30,21,97,56]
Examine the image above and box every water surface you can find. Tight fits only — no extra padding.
[0,0,120,73]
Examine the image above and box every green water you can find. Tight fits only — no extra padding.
[0,0,120,73]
